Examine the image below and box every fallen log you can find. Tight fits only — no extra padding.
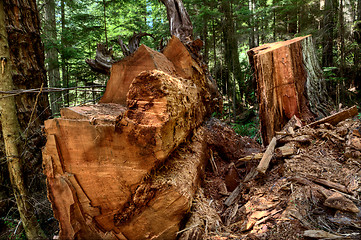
[306,105,358,128]
[248,35,333,145]
[99,44,177,105]
[43,36,224,239]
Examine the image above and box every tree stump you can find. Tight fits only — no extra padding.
[248,35,333,145]
[43,37,223,239]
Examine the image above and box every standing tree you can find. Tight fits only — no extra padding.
[160,0,194,42]
[0,0,49,238]
[44,0,62,116]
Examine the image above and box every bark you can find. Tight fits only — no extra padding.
[1,0,50,213]
[248,36,333,145]
[160,0,193,42]
[43,38,222,239]
[44,0,62,116]
[0,1,46,239]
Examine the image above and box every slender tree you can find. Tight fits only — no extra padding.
[44,0,62,116]
[0,0,47,238]
[322,0,335,67]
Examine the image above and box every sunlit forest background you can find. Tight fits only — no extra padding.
[39,0,361,136]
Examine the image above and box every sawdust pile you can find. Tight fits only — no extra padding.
[180,115,361,240]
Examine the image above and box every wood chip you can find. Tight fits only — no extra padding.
[257,137,277,174]
[235,152,263,167]
[303,230,344,239]
[323,192,360,213]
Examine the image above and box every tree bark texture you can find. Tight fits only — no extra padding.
[43,37,223,239]
[0,1,46,239]
[0,0,50,217]
[160,0,193,42]
[248,35,332,145]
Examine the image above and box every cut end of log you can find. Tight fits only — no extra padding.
[100,44,177,105]
[43,36,221,239]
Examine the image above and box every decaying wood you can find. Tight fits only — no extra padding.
[306,176,349,194]
[248,35,332,145]
[303,230,344,239]
[178,190,222,240]
[85,43,116,75]
[235,153,263,167]
[43,36,223,239]
[236,143,295,167]
[256,137,277,174]
[307,105,358,128]
[117,32,155,57]
[323,192,360,213]
[116,127,209,239]
[224,184,242,207]
[277,134,313,144]
[275,143,296,157]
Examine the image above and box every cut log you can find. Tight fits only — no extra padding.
[100,44,177,105]
[43,37,222,239]
[248,35,333,145]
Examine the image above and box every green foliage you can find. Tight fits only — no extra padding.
[0,217,26,240]
[230,121,258,138]
[39,0,360,115]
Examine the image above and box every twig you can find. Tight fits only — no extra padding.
[209,149,218,175]
[26,83,44,133]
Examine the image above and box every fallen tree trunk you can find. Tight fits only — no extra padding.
[43,37,223,239]
[248,35,333,145]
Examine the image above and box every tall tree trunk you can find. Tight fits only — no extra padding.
[160,0,194,42]
[203,18,209,63]
[273,0,276,41]
[221,0,243,114]
[103,0,108,48]
[249,0,256,48]
[0,1,46,239]
[212,19,217,75]
[322,0,335,67]
[339,0,345,75]
[338,0,345,106]
[61,0,69,106]
[44,0,62,116]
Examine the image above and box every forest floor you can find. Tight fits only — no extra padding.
[2,110,361,240]
[183,114,361,240]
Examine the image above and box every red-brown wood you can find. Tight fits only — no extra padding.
[248,35,329,145]
[43,37,222,239]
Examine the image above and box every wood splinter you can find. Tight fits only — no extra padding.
[256,137,277,174]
